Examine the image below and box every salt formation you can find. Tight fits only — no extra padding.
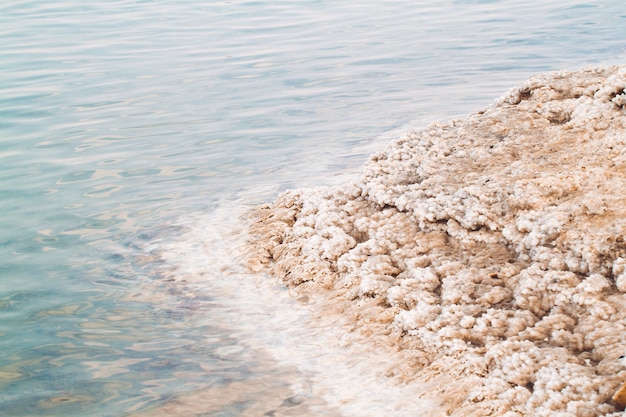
[246,66,626,416]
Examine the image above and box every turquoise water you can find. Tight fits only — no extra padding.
[1,1,625,415]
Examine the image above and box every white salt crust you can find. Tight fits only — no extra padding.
[246,66,626,416]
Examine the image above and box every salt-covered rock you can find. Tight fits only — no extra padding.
[246,66,626,416]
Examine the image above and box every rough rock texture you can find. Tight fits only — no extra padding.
[613,381,626,407]
[246,66,626,416]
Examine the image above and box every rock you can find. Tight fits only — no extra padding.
[613,382,626,408]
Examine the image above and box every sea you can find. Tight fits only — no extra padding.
[1,1,625,416]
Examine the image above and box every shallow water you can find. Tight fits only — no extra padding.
[1,1,625,415]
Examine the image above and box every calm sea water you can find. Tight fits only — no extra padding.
[1,1,625,416]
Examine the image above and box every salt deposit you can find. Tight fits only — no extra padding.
[246,66,626,416]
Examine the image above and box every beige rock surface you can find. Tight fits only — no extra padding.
[613,381,626,408]
[246,66,626,416]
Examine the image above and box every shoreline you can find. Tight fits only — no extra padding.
[245,66,626,416]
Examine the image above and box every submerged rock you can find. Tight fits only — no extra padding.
[246,66,626,417]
